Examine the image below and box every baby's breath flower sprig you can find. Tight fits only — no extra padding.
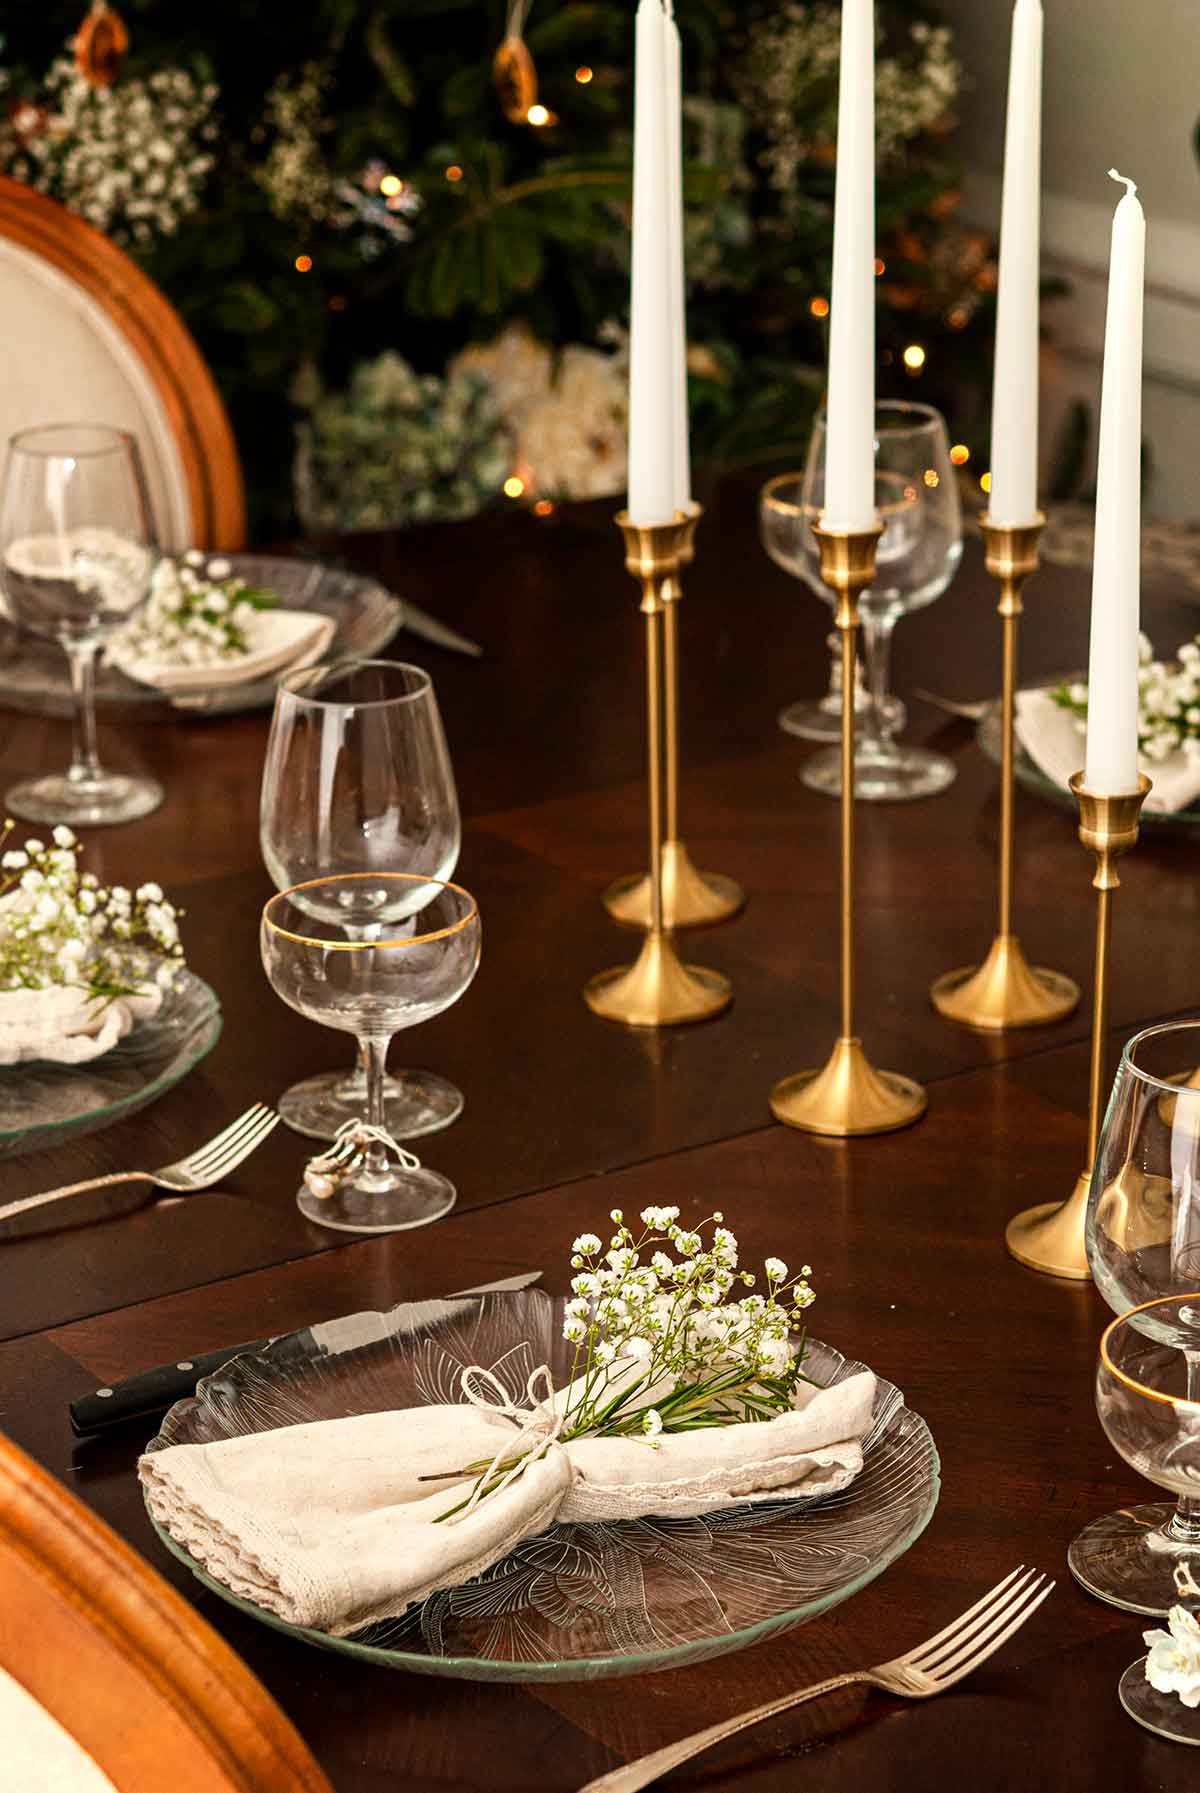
[0,823,185,1001]
[431,1210,819,1521]
[109,552,278,670]
[1052,632,1200,767]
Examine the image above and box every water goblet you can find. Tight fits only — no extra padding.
[260,658,464,1142]
[1092,1297,1200,1743]
[0,423,161,826]
[261,873,480,1233]
[1071,1021,1200,1614]
[782,400,963,802]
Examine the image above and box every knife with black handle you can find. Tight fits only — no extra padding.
[68,1270,542,1436]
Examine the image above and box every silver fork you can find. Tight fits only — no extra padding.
[577,1567,1054,1793]
[0,1103,280,1225]
[913,687,991,722]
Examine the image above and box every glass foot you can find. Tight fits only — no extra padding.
[296,1165,457,1234]
[778,699,842,742]
[278,1067,464,1143]
[802,743,956,803]
[1068,1502,1200,1616]
[7,770,163,827]
[1120,1657,1200,1744]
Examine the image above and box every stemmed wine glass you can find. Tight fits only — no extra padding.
[0,423,161,826]
[1093,1298,1200,1745]
[1072,1021,1200,1614]
[260,658,463,1142]
[765,401,963,802]
[262,873,480,1233]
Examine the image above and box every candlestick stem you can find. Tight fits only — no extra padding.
[931,516,1080,1030]
[1005,771,1151,1278]
[770,523,926,1137]
[603,507,746,930]
[585,515,731,1027]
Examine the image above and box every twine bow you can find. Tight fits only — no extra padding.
[444,1363,564,1523]
[304,1120,421,1198]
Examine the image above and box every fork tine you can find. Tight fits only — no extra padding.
[924,1577,1055,1689]
[899,1566,1030,1667]
[195,1109,279,1177]
[183,1105,275,1174]
[911,1569,1042,1674]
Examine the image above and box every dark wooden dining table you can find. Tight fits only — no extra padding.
[0,474,1198,1791]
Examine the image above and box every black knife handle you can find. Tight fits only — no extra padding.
[69,1337,272,1437]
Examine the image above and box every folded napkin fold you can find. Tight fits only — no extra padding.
[1016,688,1200,815]
[108,609,336,693]
[139,1367,876,1637]
[0,983,162,1066]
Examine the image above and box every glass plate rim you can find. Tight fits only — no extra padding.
[0,962,222,1146]
[144,1301,941,1683]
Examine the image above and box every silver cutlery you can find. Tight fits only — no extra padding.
[0,1102,280,1226]
[913,688,991,722]
[401,597,483,659]
[577,1566,1054,1793]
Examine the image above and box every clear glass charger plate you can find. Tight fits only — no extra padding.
[0,555,404,721]
[144,1287,940,1683]
[977,681,1200,832]
[0,965,221,1158]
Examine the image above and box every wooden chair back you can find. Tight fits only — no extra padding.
[0,1429,333,1793]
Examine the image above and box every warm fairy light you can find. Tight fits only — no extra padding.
[575,65,594,83]
[903,343,926,370]
[874,257,886,276]
[379,174,403,197]
[445,164,464,182]
[947,306,969,331]
[534,499,555,516]
[503,475,526,499]
[950,443,970,465]
[981,471,993,494]
[923,468,940,489]
[527,103,551,126]
[294,254,313,273]
[328,294,347,312]
[809,296,830,319]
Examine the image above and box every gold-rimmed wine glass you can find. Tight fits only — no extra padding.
[261,873,480,1234]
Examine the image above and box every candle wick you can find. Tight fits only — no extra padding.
[1107,168,1138,200]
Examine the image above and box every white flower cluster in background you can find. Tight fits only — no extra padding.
[109,553,277,669]
[0,824,185,1000]
[1053,632,1200,766]
[6,54,218,246]
[256,61,335,226]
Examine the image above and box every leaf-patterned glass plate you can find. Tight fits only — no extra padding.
[0,965,221,1159]
[0,555,404,720]
[144,1288,939,1682]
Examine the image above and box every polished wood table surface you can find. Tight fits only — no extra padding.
[1,479,1198,1789]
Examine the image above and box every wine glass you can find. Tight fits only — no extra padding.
[784,401,963,802]
[1092,1297,1200,1745]
[261,873,480,1232]
[1071,1020,1200,1614]
[260,658,463,1142]
[0,423,161,826]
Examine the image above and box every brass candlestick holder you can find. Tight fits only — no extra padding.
[584,513,732,1027]
[604,504,746,930]
[770,523,927,1136]
[931,515,1080,1030]
[1005,770,1151,1278]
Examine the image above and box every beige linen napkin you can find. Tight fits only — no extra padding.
[0,983,162,1066]
[1015,688,1200,815]
[139,1369,876,1637]
[107,609,336,693]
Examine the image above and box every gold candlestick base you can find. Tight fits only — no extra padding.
[770,1035,927,1137]
[1005,1174,1092,1280]
[584,931,731,1027]
[603,842,746,929]
[1004,771,1151,1279]
[931,935,1079,1031]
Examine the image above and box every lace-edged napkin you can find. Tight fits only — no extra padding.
[0,983,162,1066]
[108,609,336,694]
[139,1367,876,1637]
[1015,688,1200,815]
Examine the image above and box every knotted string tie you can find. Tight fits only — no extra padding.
[304,1119,421,1197]
[444,1363,564,1523]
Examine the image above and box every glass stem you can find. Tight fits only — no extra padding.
[860,610,897,754]
[1169,1351,1200,1544]
[361,1035,393,1176]
[64,640,103,787]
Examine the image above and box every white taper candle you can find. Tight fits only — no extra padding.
[1084,171,1144,794]
[988,0,1043,527]
[627,0,676,526]
[664,5,691,513]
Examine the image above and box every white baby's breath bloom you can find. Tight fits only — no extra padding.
[51,826,75,848]
[572,1233,601,1254]
[562,1315,587,1343]
[625,1337,652,1361]
[642,1409,663,1438]
[571,1272,600,1297]
[765,1257,788,1283]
